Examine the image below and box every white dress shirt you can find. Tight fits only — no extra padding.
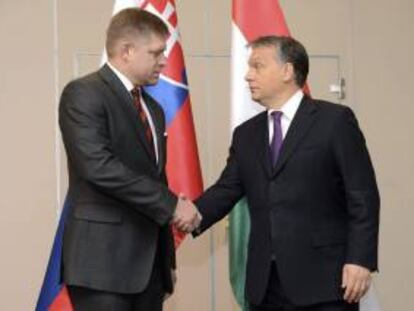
[267,90,304,144]
[107,62,159,163]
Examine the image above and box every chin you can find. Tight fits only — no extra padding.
[145,79,158,86]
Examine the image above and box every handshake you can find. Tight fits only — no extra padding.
[172,195,202,233]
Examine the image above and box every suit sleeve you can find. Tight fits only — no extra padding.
[332,107,380,271]
[59,80,177,226]
[194,128,245,236]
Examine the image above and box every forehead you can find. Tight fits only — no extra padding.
[248,45,277,62]
[133,33,167,49]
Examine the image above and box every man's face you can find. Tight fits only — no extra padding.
[125,33,167,86]
[245,46,290,107]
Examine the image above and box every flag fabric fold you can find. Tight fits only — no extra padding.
[36,200,72,311]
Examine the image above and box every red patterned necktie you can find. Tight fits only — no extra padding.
[131,87,155,157]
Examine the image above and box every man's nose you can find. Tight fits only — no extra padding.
[245,70,252,82]
[159,54,167,67]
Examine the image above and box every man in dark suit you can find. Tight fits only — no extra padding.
[59,8,199,311]
[187,36,380,310]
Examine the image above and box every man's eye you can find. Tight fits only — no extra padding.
[152,51,164,58]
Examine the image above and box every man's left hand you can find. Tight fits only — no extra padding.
[342,263,371,303]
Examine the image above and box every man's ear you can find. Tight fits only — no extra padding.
[283,62,295,83]
[118,40,132,62]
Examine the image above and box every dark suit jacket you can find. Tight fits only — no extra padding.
[195,96,380,306]
[59,64,177,294]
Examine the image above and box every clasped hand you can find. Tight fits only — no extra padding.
[172,195,201,233]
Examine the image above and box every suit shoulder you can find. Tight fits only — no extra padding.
[59,71,105,114]
[310,98,354,118]
[62,71,103,96]
[234,111,266,134]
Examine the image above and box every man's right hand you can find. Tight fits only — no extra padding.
[172,196,201,233]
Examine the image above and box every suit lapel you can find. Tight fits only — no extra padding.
[273,96,319,177]
[142,91,166,174]
[98,65,156,163]
[254,112,274,179]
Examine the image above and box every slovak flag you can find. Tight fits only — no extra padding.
[36,1,202,309]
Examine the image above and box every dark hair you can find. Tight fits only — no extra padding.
[106,8,169,58]
[249,36,309,87]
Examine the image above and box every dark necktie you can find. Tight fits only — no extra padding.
[270,111,283,166]
[131,87,155,157]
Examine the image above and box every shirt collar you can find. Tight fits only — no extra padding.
[107,61,135,93]
[268,90,304,121]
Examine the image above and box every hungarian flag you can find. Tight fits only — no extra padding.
[229,1,380,310]
[36,1,202,309]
